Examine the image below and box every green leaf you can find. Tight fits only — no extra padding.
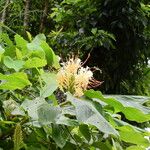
[85,90,124,113]
[79,124,91,142]
[122,107,150,123]
[16,48,23,60]
[24,57,47,68]
[27,34,46,51]
[28,50,45,59]
[38,104,61,124]
[85,91,150,122]
[0,72,31,90]
[67,93,118,136]
[118,126,150,147]
[91,28,97,35]
[126,146,145,150]
[4,56,25,71]
[41,41,60,69]
[1,33,13,46]
[15,34,28,55]
[105,95,150,114]
[0,33,16,57]
[52,124,69,148]
[40,73,58,98]
[21,97,46,120]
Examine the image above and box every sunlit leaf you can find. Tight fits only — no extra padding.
[15,34,28,55]
[40,73,58,98]
[118,126,150,147]
[0,72,31,90]
[24,57,47,68]
[67,93,118,136]
[4,56,24,71]
[41,41,60,69]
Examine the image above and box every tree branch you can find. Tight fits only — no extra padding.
[0,0,10,23]
[23,0,30,30]
[39,0,49,32]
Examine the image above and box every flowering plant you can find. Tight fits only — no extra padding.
[57,56,102,97]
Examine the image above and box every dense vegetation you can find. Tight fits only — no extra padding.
[0,0,150,95]
[0,34,149,149]
[0,0,150,150]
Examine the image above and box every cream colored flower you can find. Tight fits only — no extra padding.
[56,57,98,97]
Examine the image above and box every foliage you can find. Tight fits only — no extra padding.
[0,0,55,35]
[0,33,150,149]
[49,0,150,95]
[0,0,150,95]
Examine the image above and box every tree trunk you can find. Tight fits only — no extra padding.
[39,0,49,32]
[0,0,10,23]
[24,0,30,30]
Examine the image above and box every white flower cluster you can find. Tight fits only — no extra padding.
[56,57,93,97]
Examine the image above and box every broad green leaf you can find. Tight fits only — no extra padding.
[67,93,118,136]
[113,118,146,133]
[28,50,45,59]
[122,107,150,123]
[27,42,43,51]
[27,34,46,51]
[24,57,47,68]
[79,124,91,142]
[40,41,60,69]
[52,124,69,148]
[38,104,61,124]
[40,73,58,98]
[105,95,150,114]
[85,90,124,113]
[0,72,31,90]
[21,97,46,120]
[4,56,24,71]
[0,33,13,46]
[15,34,28,55]
[118,126,150,147]
[33,34,46,42]
[0,33,16,57]
[85,90,150,122]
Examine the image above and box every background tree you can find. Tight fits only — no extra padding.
[49,0,150,95]
[0,0,150,95]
